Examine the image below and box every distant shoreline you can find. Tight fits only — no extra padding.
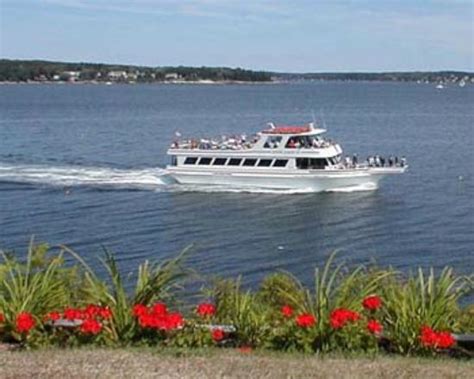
[0,79,471,86]
[1,59,473,85]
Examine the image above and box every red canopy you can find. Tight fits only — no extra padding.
[262,125,311,134]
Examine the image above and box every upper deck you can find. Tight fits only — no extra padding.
[168,122,338,155]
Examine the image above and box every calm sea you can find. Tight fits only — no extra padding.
[0,82,473,287]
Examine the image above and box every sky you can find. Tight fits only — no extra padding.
[0,0,473,72]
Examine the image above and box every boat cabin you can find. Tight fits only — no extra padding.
[168,123,343,170]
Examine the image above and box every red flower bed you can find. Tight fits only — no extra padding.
[132,303,184,331]
[362,295,382,311]
[15,312,36,334]
[61,305,112,321]
[295,313,316,328]
[367,319,383,334]
[281,305,294,318]
[80,319,102,335]
[420,326,455,349]
[45,311,61,322]
[330,308,360,330]
[212,328,225,342]
[196,303,216,317]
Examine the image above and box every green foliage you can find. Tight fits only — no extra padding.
[381,268,472,354]
[0,241,79,341]
[458,304,474,333]
[60,245,191,344]
[211,277,271,347]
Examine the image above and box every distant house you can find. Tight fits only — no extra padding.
[61,71,81,81]
[165,73,180,80]
[127,72,138,81]
[107,71,128,80]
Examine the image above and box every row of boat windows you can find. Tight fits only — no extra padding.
[183,157,288,167]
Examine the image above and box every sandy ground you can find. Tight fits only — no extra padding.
[0,348,472,379]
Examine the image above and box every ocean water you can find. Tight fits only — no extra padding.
[0,82,473,288]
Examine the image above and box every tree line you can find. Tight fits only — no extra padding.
[0,59,272,82]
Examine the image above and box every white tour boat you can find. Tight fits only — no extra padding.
[166,123,407,191]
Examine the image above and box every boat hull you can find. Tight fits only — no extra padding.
[166,167,405,192]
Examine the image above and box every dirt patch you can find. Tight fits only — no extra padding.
[0,349,472,379]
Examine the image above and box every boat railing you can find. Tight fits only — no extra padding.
[337,155,407,170]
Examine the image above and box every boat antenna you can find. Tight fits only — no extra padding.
[311,110,317,127]
[319,108,327,130]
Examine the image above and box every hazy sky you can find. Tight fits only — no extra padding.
[1,0,473,72]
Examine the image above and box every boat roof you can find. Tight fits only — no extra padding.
[261,123,326,135]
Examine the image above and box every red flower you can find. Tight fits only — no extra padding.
[362,295,382,311]
[80,319,102,335]
[63,307,82,321]
[420,326,455,349]
[151,302,168,316]
[138,311,184,331]
[138,313,153,328]
[83,304,101,319]
[367,319,383,335]
[132,304,148,317]
[420,326,438,347]
[0,313,5,323]
[212,328,225,342]
[330,308,360,330]
[162,312,184,330]
[15,312,36,334]
[99,306,113,320]
[436,332,455,349]
[295,313,316,328]
[281,305,294,318]
[45,311,61,322]
[196,303,216,317]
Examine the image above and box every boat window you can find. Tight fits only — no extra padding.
[184,157,198,165]
[243,158,257,166]
[273,159,288,167]
[228,158,242,166]
[296,158,328,169]
[263,136,282,149]
[170,155,177,166]
[257,159,272,167]
[213,158,227,166]
[198,157,212,165]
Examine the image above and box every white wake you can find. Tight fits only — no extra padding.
[0,163,172,190]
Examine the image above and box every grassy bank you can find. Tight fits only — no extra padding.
[1,348,473,378]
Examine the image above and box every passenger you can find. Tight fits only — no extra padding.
[352,154,358,166]
[345,156,352,167]
[380,156,385,167]
[388,156,393,166]
[287,139,296,148]
[375,155,381,167]
[395,156,399,166]
[401,156,407,167]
